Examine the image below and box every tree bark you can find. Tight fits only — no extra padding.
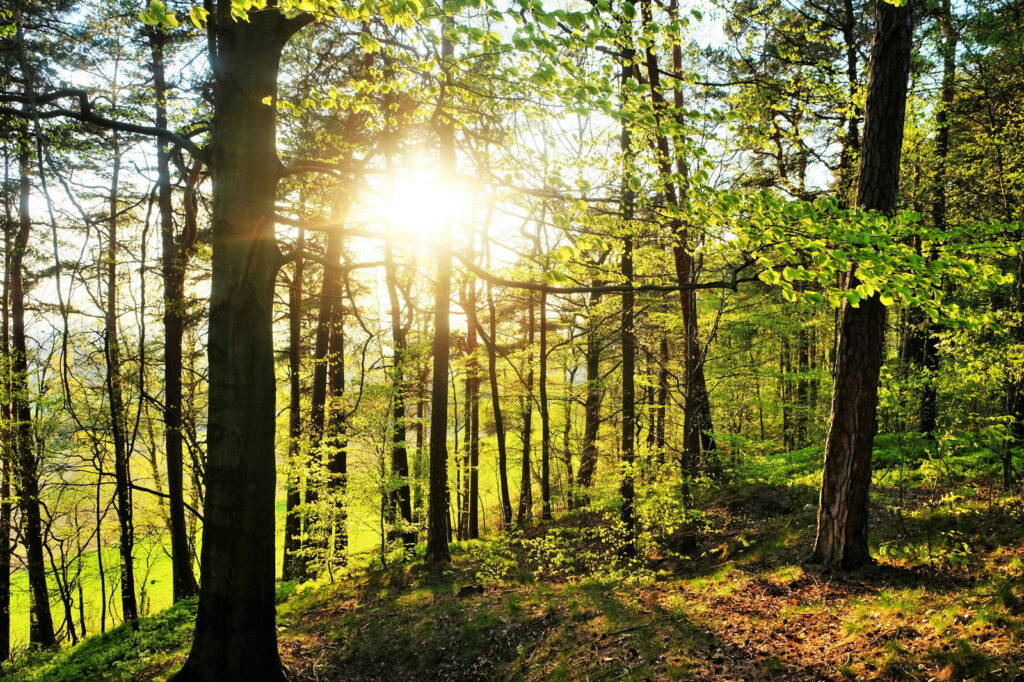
[484,279,513,526]
[517,295,535,527]
[105,134,139,628]
[173,8,304,679]
[811,0,914,571]
[282,228,305,580]
[13,125,55,649]
[576,286,603,504]
[539,289,552,520]
[148,27,199,602]
[385,240,416,549]
[619,13,638,557]
[425,24,456,569]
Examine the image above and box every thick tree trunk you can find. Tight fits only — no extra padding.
[811,0,914,571]
[173,9,302,680]
[149,28,199,602]
[13,129,55,649]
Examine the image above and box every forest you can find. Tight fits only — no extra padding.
[0,0,1022,679]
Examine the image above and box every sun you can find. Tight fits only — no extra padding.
[371,168,470,244]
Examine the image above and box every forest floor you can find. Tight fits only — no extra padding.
[5,480,1024,681]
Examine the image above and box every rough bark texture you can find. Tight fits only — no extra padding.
[811,0,914,571]
[172,9,301,680]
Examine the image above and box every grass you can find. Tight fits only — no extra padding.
[5,443,1024,680]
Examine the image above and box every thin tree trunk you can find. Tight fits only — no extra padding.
[484,278,512,526]
[517,295,535,527]
[13,125,55,649]
[105,135,139,628]
[539,289,551,520]
[148,27,199,601]
[425,23,455,569]
[0,150,13,660]
[282,228,305,579]
[385,241,415,549]
[619,12,637,557]
[464,279,481,538]
[576,287,603,504]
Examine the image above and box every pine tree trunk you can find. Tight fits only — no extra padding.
[811,0,914,571]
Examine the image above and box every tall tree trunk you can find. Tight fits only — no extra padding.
[484,278,513,526]
[13,126,55,649]
[811,0,914,570]
[655,336,668,463]
[173,9,304,679]
[464,280,481,538]
[539,289,551,520]
[919,0,956,437]
[837,0,863,207]
[148,28,199,602]
[0,149,14,660]
[644,0,717,478]
[576,287,603,504]
[282,229,305,579]
[385,241,415,549]
[517,295,535,527]
[425,24,456,569]
[325,303,347,567]
[304,227,344,576]
[105,136,139,628]
[619,12,638,557]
